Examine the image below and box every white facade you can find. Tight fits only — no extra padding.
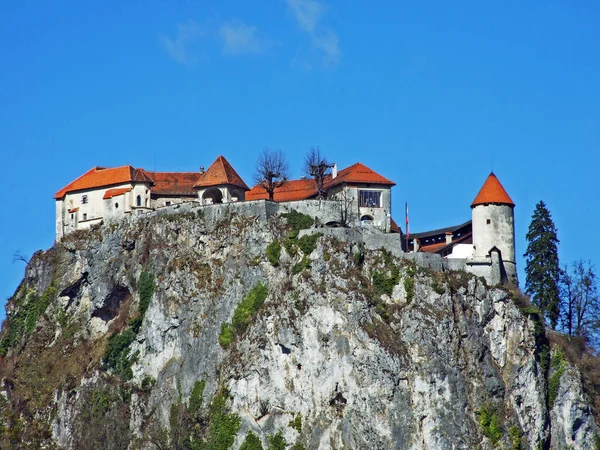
[471,204,515,262]
[56,182,153,239]
[328,184,392,233]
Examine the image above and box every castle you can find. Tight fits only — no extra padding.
[54,156,516,285]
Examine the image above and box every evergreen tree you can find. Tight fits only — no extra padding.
[524,201,561,328]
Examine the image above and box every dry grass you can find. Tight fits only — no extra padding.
[547,331,600,422]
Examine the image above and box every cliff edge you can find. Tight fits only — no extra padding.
[0,209,598,449]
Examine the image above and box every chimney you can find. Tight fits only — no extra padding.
[332,163,338,179]
[199,166,205,175]
[412,238,420,253]
[445,232,453,245]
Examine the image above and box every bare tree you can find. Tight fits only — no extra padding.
[254,148,290,201]
[334,190,356,227]
[560,260,600,347]
[304,147,332,199]
[12,251,29,265]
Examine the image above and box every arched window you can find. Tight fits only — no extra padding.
[136,195,142,207]
[115,202,119,209]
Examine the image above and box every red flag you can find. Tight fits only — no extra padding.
[405,202,409,238]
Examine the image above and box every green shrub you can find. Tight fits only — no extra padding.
[232,282,268,333]
[404,264,416,304]
[353,249,364,266]
[282,210,313,232]
[281,211,314,256]
[508,425,524,450]
[549,350,566,407]
[266,241,282,267]
[240,432,264,450]
[129,316,143,333]
[0,282,59,354]
[103,329,136,380]
[189,379,206,415]
[292,256,311,275]
[206,389,241,450]
[138,271,155,317]
[477,404,503,446]
[288,413,302,433]
[219,323,234,348]
[268,431,287,450]
[291,444,306,450]
[219,283,268,348]
[372,267,400,297]
[141,376,156,390]
[297,233,321,255]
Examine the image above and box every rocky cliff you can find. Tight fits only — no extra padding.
[0,208,598,449]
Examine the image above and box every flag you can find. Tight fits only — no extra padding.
[405,202,409,238]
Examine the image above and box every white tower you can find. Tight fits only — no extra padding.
[471,172,517,284]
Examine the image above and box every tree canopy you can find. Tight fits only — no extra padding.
[524,200,561,328]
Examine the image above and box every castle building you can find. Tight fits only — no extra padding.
[408,172,517,285]
[53,157,516,285]
[54,156,246,239]
[54,158,395,238]
[246,162,396,232]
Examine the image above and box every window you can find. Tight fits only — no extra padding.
[165,201,171,206]
[82,213,87,220]
[486,219,491,225]
[359,190,381,208]
[82,195,88,204]
[136,195,142,207]
[70,214,74,220]
[115,202,119,209]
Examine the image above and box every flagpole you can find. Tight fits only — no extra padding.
[405,202,409,252]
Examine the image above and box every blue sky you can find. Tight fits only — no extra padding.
[1,1,599,320]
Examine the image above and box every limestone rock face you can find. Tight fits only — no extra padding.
[551,365,598,449]
[0,209,598,449]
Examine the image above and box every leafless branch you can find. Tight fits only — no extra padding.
[304,147,332,199]
[254,148,290,201]
[12,251,29,265]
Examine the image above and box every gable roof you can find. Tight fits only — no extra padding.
[324,162,395,188]
[246,179,318,202]
[471,172,514,208]
[193,156,249,190]
[145,172,199,196]
[54,166,153,199]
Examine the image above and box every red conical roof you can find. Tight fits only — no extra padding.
[471,172,514,208]
[193,156,249,190]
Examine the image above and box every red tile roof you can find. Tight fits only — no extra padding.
[145,172,199,196]
[246,162,394,202]
[246,179,318,201]
[54,166,152,199]
[420,242,448,254]
[193,156,249,190]
[390,218,400,233]
[471,172,514,207]
[103,188,132,199]
[324,162,395,188]
[68,207,79,213]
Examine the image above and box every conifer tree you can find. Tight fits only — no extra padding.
[524,201,561,328]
